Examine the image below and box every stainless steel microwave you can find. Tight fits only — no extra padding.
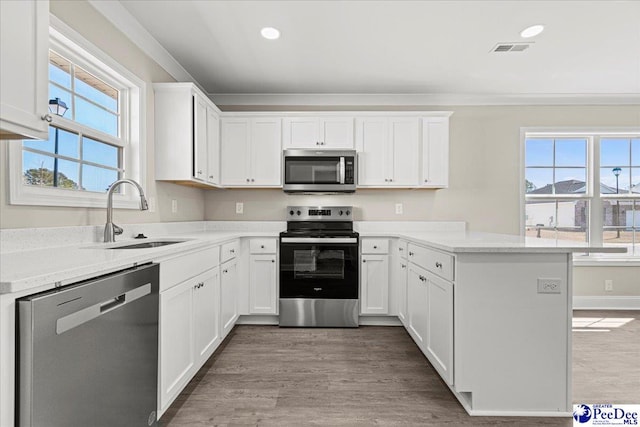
[283,149,356,193]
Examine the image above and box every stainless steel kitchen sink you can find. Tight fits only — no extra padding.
[107,240,187,249]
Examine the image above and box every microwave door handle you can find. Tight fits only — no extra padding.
[339,157,345,184]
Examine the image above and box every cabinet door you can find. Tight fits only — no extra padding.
[421,117,449,188]
[250,118,282,186]
[193,268,221,363]
[396,260,408,326]
[221,118,250,185]
[159,280,194,411]
[407,264,428,349]
[360,255,389,314]
[426,272,454,385]
[356,118,389,186]
[220,259,238,337]
[283,117,319,148]
[319,117,354,148]
[249,254,277,314]
[389,117,420,186]
[0,0,48,140]
[193,94,209,181]
[206,106,220,185]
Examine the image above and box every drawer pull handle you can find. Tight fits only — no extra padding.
[373,245,377,249]
[230,249,235,253]
[223,269,228,273]
[261,245,265,248]
[271,259,275,263]
[401,264,406,269]
[408,252,414,256]
[435,262,442,268]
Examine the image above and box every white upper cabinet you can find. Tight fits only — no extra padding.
[154,83,221,187]
[0,0,49,140]
[421,117,450,188]
[221,117,281,187]
[356,117,420,187]
[283,116,354,149]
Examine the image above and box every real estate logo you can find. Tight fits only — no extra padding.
[573,404,639,426]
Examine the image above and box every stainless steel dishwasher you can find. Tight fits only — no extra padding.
[16,263,159,427]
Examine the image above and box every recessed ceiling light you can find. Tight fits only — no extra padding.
[261,27,280,40]
[520,24,544,38]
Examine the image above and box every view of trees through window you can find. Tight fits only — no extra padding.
[524,135,639,255]
[22,50,123,193]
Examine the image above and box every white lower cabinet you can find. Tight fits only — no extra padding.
[249,254,278,314]
[220,259,238,337]
[406,263,429,348]
[159,266,220,414]
[425,271,453,385]
[396,259,408,326]
[360,255,389,314]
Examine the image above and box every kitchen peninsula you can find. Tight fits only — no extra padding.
[0,221,624,424]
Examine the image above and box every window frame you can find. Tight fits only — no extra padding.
[9,15,146,209]
[521,128,640,261]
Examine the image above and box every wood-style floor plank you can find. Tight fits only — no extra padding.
[161,310,639,426]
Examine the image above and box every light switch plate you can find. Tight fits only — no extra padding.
[236,202,244,214]
[395,203,403,215]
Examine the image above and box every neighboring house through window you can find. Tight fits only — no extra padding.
[9,16,146,209]
[523,131,640,257]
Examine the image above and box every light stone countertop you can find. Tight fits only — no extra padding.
[1,226,626,295]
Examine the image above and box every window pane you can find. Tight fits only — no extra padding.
[82,165,118,193]
[525,139,553,166]
[525,201,556,227]
[55,127,79,159]
[601,138,630,167]
[74,68,118,112]
[49,52,71,89]
[22,152,54,187]
[603,199,636,246]
[557,200,588,242]
[75,97,118,136]
[601,167,630,194]
[82,137,119,168]
[525,168,553,193]
[632,139,640,167]
[555,138,586,166]
[632,168,640,194]
[555,168,586,194]
[56,159,80,189]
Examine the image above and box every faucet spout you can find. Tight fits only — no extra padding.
[104,179,148,243]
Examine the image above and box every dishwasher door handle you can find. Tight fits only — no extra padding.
[56,283,151,335]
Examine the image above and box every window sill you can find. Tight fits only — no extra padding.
[573,255,640,267]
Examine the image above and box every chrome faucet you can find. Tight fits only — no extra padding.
[104,179,149,243]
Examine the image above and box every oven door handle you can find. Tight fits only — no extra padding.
[280,237,358,244]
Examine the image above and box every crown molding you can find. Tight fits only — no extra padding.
[87,0,204,91]
[210,92,640,107]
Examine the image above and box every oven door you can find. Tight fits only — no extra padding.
[279,238,359,299]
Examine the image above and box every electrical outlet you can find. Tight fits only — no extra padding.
[236,202,244,214]
[605,280,614,292]
[537,278,562,294]
[171,199,178,213]
[395,203,403,215]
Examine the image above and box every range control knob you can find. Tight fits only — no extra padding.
[289,210,294,216]
[346,210,351,215]
[296,210,301,216]
[339,210,344,216]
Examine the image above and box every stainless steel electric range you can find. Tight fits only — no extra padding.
[279,206,359,327]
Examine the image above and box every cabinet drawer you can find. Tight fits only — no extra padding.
[361,238,389,254]
[160,246,220,292]
[397,240,408,260]
[407,244,454,281]
[221,240,239,263]
[250,238,277,254]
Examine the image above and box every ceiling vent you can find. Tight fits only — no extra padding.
[491,42,533,53]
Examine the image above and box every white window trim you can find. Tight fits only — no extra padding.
[8,14,146,209]
[520,127,640,261]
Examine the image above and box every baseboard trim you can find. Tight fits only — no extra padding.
[573,296,640,310]
[236,315,279,325]
[358,316,403,326]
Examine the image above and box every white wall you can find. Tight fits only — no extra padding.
[0,0,206,230]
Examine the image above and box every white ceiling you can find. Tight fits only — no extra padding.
[112,1,640,103]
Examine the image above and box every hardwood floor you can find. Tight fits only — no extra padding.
[161,310,639,426]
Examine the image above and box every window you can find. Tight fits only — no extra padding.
[9,17,145,209]
[523,131,640,258]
